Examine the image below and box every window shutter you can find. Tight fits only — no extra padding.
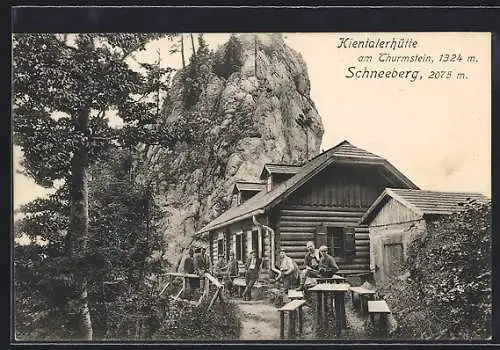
[315,224,327,248]
[343,227,355,258]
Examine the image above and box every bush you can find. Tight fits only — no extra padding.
[102,288,240,341]
[380,200,491,340]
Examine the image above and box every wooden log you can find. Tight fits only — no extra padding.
[278,226,317,233]
[279,233,315,241]
[287,252,306,259]
[281,246,309,253]
[278,222,318,228]
[280,214,363,222]
[282,205,367,212]
[279,217,361,226]
[355,245,370,252]
[280,209,365,217]
[280,241,310,247]
[338,263,370,270]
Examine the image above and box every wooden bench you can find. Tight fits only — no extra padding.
[232,278,247,297]
[368,300,391,336]
[288,290,304,301]
[349,286,376,316]
[278,299,306,339]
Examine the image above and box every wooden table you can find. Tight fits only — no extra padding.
[349,286,376,315]
[278,299,306,339]
[316,275,347,284]
[288,289,304,300]
[309,283,350,336]
[368,300,391,336]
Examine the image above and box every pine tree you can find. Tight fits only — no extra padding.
[13,33,173,340]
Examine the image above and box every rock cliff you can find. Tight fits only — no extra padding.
[138,33,324,263]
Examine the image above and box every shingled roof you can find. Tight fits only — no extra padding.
[360,188,489,224]
[232,181,266,194]
[196,140,419,235]
[259,164,301,180]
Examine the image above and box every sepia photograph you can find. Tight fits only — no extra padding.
[12,31,491,342]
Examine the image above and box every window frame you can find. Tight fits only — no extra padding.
[326,226,345,259]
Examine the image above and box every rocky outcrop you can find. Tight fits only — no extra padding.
[138,33,324,262]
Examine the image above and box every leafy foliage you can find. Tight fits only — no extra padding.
[214,34,244,79]
[181,34,214,109]
[380,200,492,340]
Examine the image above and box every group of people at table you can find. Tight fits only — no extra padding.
[183,241,340,300]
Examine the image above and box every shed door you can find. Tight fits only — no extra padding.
[383,243,404,278]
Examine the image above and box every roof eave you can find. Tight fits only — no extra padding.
[195,208,266,236]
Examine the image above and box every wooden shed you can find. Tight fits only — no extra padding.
[196,140,419,280]
[360,188,489,284]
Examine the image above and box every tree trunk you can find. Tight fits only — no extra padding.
[67,107,93,340]
[180,35,186,68]
[190,33,196,59]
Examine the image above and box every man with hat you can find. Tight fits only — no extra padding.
[318,245,340,278]
[242,250,262,301]
[224,252,239,297]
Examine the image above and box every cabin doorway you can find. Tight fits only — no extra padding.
[251,229,262,258]
[383,243,404,279]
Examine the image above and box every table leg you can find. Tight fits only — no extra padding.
[334,291,346,335]
[298,306,303,335]
[360,295,367,316]
[380,313,388,336]
[289,311,296,339]
[315,292,322,336]
[323,292,329,330]
[280,311,285,339]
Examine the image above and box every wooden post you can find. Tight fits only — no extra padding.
[280,311,285,339]
[288,311,295,339]
[334,291,346,330]
[322,292,328,330]
[380,313,388,336]
[298,306,304,335]
[315,292,321,332]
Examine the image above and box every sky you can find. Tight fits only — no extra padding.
[13,32,491,215]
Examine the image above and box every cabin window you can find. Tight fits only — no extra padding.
[235,233,245,261]
[327,227,344,258]
[217,238,224,257]
[266,176,272,192]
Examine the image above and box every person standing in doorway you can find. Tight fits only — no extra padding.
[242,250,261,301]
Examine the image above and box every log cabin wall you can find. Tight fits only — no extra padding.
[276,164,390,273]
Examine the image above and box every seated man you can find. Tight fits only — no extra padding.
[296,241,321,291]
[318,245,340,278]
[277,249,297,293]
[213,254,227,277]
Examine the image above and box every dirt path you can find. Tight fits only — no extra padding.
[236,300,282,340]
[234,294,372,340]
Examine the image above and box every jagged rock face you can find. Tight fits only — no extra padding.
[141,33,324,262]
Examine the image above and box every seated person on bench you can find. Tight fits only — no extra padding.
[277,249,298,293]
[317,245,340,278]
[213,254,227,277]
[296,241,321,291]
